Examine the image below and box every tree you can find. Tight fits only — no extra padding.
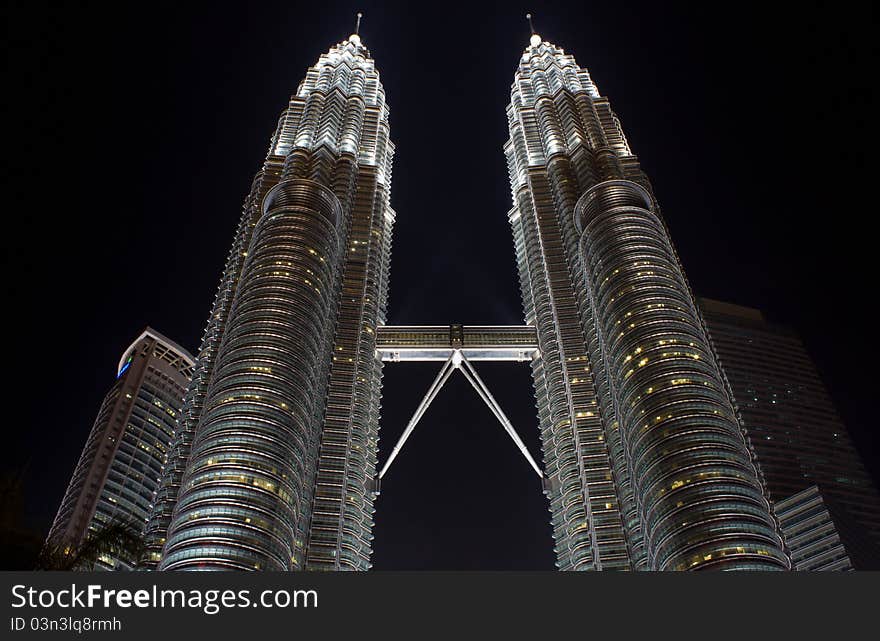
[37,520,145,571]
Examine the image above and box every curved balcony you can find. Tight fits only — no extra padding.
[160,179,343,571]
[574,179,788,571]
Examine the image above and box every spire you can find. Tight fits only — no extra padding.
[350,12,363,44]
[526,13,542,47]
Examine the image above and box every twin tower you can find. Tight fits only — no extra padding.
[141,27,790,571]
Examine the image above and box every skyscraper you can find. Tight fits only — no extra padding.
[144,26,394,571]
[504,28,788,569]
[47,329,194,569]
[700,297,880,567]
[774,486,854,571]
[137,21,800,572]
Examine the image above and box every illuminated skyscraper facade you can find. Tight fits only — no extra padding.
[133,23,801,573]
[504,31,788,570]
[144,30,394,571]
[774,486,854,571]
[48,329,194,569]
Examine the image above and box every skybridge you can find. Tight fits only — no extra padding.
[375,325,544,485]
[375,324,539,362]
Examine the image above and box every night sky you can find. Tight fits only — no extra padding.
[5,1,877,569]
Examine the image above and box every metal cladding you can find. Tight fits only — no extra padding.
[506,36,788,569]
[506,37,640,570]
[160,180,344,570]
[774,486,854,571]
[146,33,394,571]
[47,330,194,570]
[575,181,787,570]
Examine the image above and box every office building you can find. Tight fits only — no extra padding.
[702,297,880,568]
[47,329,193,569]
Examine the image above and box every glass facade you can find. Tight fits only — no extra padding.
[701,298,880,568]
[47,329,194,569]
[505,34,788,569]
[773,486,854,571]
[160,182,344,570]
[145,32,394,571]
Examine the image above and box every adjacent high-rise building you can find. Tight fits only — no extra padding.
[47,329,194,569]
[774,486,854,571]
[503,29,788,570]
[700,297,880,568]
[143,28,394,571]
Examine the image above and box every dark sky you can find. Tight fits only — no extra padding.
[5,0,877,569]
